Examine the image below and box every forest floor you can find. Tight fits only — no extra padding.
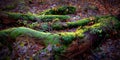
[0,0,120,60]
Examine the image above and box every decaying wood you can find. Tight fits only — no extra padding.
[64,32,99,59]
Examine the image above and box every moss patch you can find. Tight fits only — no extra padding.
[7,12,70,22]
[40,6,76,15]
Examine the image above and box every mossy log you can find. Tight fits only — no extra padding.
[38,18,91,31]
[63,16,120,58]
[0,15,119,45]
[0,27,84,45]
[39,16,116,30]
[0,12,70,23]
[8,12,70,22]
[40,6,76,15]
[0,16,120,59]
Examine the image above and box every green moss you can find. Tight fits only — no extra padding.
[67,18,91,27]
[59,32,76,45]
[94,15,112,23]
[40,6,76,15]
[6,27,76,45]
[26,17,91,31]
[1,27,50,39]
[23,17,91,31]
[7,12,22,20]
[88,23,103,34]
[1,16,118,39]
[75,29,85,38]
[96,16,120,31]
[50,17,91,30]
[44,34,60,46]
[11,27,52,39]
[0,27,61,46]
[7,12,70,22]
[37,15,70,22]
[84,16,120,35]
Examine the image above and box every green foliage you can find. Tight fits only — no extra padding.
[67,18,91,27]
[40,6,76,15]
